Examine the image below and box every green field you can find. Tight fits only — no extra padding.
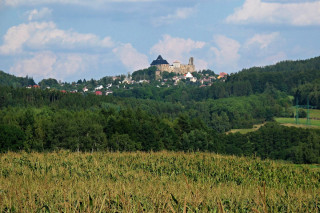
[1,151,319,212]
[309,109,320,119]
[275,117,320,128]
[228,109,320,134]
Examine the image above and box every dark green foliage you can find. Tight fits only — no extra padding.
[294,79,320,108]
[199,69,216,76]
[225,122,320,164]
[161,71,177,79]
[38,78,60,89]
[227,56,320,94]
[1,102,319,163]
[0,70,35,87]
[298,109,307,118]
[0,124,25,151]
[132,66,157,81]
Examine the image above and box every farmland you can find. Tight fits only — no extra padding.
[1,151,319,212]
[275,117,320,128]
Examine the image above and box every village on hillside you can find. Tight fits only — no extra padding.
[27,55,228,95]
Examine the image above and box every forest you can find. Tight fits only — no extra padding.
[1,56,320,164]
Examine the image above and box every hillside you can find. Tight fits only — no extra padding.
[112,56,320,103]
[0,70,35,87]
[227,56,320,94]
[1,56,320,164]
[1,56,320,102]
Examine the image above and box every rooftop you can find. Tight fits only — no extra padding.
[150,55,169,66]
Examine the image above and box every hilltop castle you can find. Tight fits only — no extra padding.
[150,55,195,75]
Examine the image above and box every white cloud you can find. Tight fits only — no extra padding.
[195,59,208,71]
[150,34,205,63]
[226,0,320,26]
[244,32,279,49]
[9,51,98,81]
[0,20,150,79]
[112,43,149,72]
[0,21,114,55]
[26,7,52,21]
[10,52,57,80]
[210,35,241,72]
[153,7,196,26]
[258,51,287,66]
[3,0,154,7]
[101,37,114,48]
[207,33,287,72]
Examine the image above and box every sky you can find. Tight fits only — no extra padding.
[0,0,320,82]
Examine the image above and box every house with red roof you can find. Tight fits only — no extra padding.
[95,91,102,96]
[218,72,228,79]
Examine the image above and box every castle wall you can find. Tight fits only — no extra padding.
[152,57,195,76]
[153,64,195,75]
[179,64,195,74]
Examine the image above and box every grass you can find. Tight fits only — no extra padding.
[229,109,320,133]
[309,109,320,119]
[275,117,320,128]
[0,151,319,212]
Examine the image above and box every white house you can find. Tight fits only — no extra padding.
[185,72,197,82]
[106,90,113,95]
[95,85,104,90]
[83,87,88,92]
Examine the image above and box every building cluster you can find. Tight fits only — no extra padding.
[26,55,229,95]
[150,55,195,77]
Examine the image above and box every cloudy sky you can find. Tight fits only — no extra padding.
[0,0,319,82]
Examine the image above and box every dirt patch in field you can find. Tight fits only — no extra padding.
[226,123,266,134]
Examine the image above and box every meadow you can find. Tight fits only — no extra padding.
[275,117,320,128]
[275,109,320,127]
[0,151,319,212]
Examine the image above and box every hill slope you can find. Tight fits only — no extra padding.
[0,70,35,87]
[227,56,320,94]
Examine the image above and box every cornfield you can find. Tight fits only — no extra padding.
[0,151,319,212]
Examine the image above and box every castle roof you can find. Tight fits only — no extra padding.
[150,55,169,66]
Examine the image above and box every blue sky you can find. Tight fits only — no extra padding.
[0,0,320,82]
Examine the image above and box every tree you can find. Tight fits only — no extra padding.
[0,124,25,152]
[109,133,138,151]
[39,78,60,88]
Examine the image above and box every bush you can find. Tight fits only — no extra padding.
[0,124,25,152]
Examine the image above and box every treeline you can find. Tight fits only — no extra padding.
[115,56,320,105]
[131,66,157,81]
[227,56,320,94]
[0,70,35,87]
[294,79,320,108]
[224,123,320,164]
[0,86,291,131]
[1,107,319,164]
[113,77,287,104]
[114,80,255,103]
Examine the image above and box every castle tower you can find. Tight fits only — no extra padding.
[173,60,181,68]
[188,57,194,65]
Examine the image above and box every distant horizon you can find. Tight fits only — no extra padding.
[2,54,320,84]
[1,0,320,82]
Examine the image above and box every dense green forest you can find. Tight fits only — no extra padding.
[1,56,320,163]
[0,105,319,163]
[0,70,35,87]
